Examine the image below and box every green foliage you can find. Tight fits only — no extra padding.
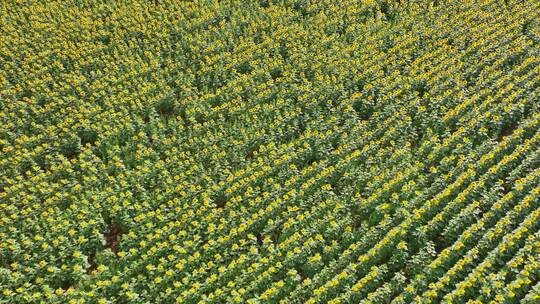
[1,0,539,303]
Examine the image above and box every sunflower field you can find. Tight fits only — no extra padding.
[1,0,539,303]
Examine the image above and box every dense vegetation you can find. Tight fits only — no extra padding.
[1,0,539,303]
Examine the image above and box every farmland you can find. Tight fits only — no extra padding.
[0,0,539,303]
